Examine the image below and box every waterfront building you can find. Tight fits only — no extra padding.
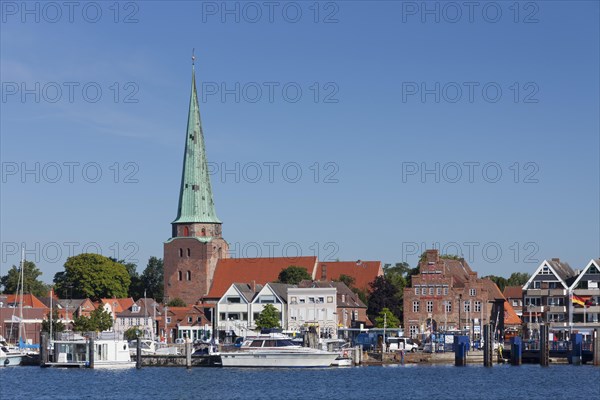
[163,61,382,306]
[0,293,47,345]
[159,305,211,343]
[569,258,600,331]
[297,280,369,329]
[287,285,338,338]
[114,298,162,339]
[521,258,600,340]
[402,249,514,340]
[503,286,523,317]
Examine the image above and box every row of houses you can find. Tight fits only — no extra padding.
[0,278,367,344]
[402,251,600,341]
[504,258,600,340]
[216,280,367,339]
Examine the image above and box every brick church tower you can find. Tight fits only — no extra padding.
[164,57,228,305]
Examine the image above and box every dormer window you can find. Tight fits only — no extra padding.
[132,305,140,313]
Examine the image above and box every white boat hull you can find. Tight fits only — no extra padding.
[221,350,338,368]
[1,355,23,367]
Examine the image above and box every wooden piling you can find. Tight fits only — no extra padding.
[40,332,48,367]
[136,337,142,369]
[539,325,549,366]
[483,325,492,367]
[89,338,95,369]
[186,342,192,369]
[593,329,600,367]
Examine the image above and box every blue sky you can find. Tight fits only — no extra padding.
[1,1,598,284]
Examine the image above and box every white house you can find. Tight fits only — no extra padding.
[217,283,260,337]
[114,298,162,339]
[287,286,337,339]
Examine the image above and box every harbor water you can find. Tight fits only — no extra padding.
[1,364,599,400]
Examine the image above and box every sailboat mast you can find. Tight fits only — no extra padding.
[19,247,24,344]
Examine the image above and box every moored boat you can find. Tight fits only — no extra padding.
[220,331,338,368]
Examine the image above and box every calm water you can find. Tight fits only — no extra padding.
[1,364,599,400]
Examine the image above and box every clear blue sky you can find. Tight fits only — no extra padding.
[1,1,598,284]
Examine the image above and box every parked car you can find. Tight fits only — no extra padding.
[387,337,418,352]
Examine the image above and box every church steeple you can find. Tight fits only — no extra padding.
[173,54,221,224]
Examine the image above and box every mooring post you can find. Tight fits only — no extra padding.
[510,336,522,366]
[593,329,600,366]
[454,335,467,366]
[569,333,582,366]
[539,325,549,366]
[136,337,141,369]
[89,337,95,369]
[186,341,192,369]
[483,325,492,367]
[40,332,47,367]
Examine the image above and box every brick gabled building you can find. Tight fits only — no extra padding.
[403,249,509,339]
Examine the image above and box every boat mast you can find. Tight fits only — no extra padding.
[19,247,24,345]
[50,288,53,341]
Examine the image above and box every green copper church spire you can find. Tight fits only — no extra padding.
[173,53,221,224]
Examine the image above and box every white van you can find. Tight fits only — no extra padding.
[387,337,418,352]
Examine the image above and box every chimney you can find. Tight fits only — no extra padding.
[426,249,439,264]
[551,258,560,262]
[321,264,327,281]
[251,280,256,293]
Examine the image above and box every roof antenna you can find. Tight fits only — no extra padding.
[192,48,196,65]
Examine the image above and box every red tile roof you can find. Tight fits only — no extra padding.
[100,298,135,314]
[482,279,505,301]
[206,257,318,299]
[316,261,383,292]
[503,286,523,299]
[504,301,522,326]
[1,293,47,309]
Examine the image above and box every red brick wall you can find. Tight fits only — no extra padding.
[164,230,229,305]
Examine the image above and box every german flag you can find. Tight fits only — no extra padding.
[572,294,589,307]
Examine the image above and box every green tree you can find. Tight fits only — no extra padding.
[41,308,65,335]
[115,259,143,300]
[124,326,142,341]
[141,257,164,303]
[1,261,49,297]
[485,275,509,291]
[167,297,187,307]
[255,304,281,330]
[337,274,355,289]
[374,307,401,328]
[367,276,402,322]
[277,265,312,285]
[53,254,131,300]
[507,272,530,287]
[73,307,113,332]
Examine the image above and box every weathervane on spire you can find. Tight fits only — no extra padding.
[192,48,196,65]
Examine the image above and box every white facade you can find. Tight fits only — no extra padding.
[251,285,287,330]
[287,287,337,338]
[217,285,253,337]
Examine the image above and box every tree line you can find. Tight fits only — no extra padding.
[1,254,164,302]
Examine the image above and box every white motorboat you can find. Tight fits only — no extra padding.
[128,339,180,356]
[220,331,338,368]
[0,346,23,367]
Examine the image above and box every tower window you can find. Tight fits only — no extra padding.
[201,228,206,237]
[183,226,189,237]
[187,271,191,281]
[187,248,191,257]
[179,248,183,258]
[178,271,182,281]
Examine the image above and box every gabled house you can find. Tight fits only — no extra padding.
[115,298,162,339]
[160,305,210,343]
[0,293,48,345]
[568,258,600,330]
[250,283,292,331]
[521,258,576,340]
[216,283,262,337]
[503,286,523,316]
